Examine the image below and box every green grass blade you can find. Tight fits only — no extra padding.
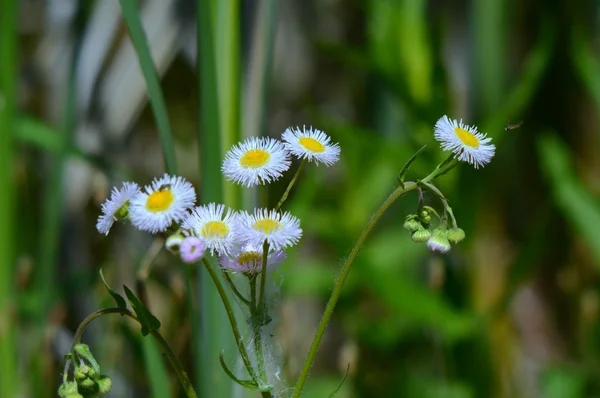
[216,0,242,209]
[0,0,19,395]
[198,1,234,397]
[538,133,600,264]
[119,0,177,175]
[142,337,172,398]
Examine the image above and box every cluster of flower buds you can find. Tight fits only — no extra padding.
[59,344,112,397]
[403,207,465,253]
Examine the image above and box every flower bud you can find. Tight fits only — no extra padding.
[427,227,451,253]
[165,233,185,253]
[446,227,465,244]
[97,375,112,395]
[78,377,98,393]
[180,236,206,264]
[403,215,420,233]
[411,225,431,243]
[419,206,435,226]
[58,381,80,398]
[75,365,91,382]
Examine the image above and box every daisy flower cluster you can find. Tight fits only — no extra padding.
[96,126,341,276]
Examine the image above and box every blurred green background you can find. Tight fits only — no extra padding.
[1,0,600,397]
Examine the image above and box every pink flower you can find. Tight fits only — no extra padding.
[180,237,206,263]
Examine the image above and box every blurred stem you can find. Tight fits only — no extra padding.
[0,0,18,395]
[69,308,197,398]
[200,257,258,382]
[292,181,419,397]
[274,158,307,212]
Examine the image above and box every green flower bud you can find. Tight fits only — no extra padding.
[78,377,98,393]
[74,344,101,373]
[58,381,79,397]
[419,207,435,226]
[403,215,420,233]
[97,375,112,395]
[446,227,465,244]
[411,225,431,243]
[75,365,91,382]
[427,227,451,253]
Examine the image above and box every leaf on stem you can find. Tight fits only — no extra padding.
[99,269,127,310]
[123,285,161,336]
[398,145,426,187]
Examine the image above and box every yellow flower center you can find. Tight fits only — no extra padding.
[201,221,229,238]
[454,127,480,148]
[146,190,174,212]
[238,251,262,268]
[299,137,325,153]
[253,219,282,234]
[240,149,270,168]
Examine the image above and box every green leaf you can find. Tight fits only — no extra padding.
[218,351,259,391]
[123,285,161,336]
[141,338,171,398]
[99,269,127,310]
[118,0,177,175]
[538,132,600,264]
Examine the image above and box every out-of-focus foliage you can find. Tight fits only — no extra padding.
[2,0,600,397]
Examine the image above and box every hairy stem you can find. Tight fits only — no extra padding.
[292,181,418,397]
[201,257,258,382]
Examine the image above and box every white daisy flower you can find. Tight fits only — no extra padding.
[235,209,302,251]
[282,126,340,166]
[96,182,140,235]
[434,115,495,168]
[181,203,237,255]
[222,137,291,187]
[129,174,196,234]
[219,244,286,274]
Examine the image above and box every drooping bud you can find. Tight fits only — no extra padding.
[446,227,465,244]
[58,381,81,398]
[97,375,113,395]
[165,233,185,253]
[403,215,420,233]
[427,227,451,253]
[411,225,431,243]
[77,377,98,393]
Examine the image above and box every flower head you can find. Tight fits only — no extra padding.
[96,182,140,235]
[282,126,341,166]
[235,208,302,251]
[129,174,196,234]
[427,226,451,253]
[219,244,286,274]
[222,137,291,187]
[180,237,206,263]
[181,203,237,255]
[434,115,495,168]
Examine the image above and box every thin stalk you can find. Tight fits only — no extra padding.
[201,257,258,382]
[421,182,458,229]
[0,0,18,395]
[69,308,197,398]
[274,159,307,211]
[292,182,419,397]
[223,272,250,306]
[257,239,269,322]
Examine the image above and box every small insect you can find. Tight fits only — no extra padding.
[505,121,523,131]
[158,183,172,191]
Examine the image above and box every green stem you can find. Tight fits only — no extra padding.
[223,271,250,306]
[0,0,17,395]
[70,308,197,398]
[421,182,458,229]
[275,158,307,212]
[257,239,269,322]
[250,276,271,396]
[291,181,419,397]
[201,257,258,382]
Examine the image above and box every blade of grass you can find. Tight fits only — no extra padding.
[142,337,172,398]
[119,0,177,175]
[216,0,242,209]
[0,0,19,395]
[198,1,233,397]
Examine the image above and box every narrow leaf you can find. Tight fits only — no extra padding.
[397,145,426,186]
[99,269,127,310]
[123,285,161,336]
[219,351,259,390]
